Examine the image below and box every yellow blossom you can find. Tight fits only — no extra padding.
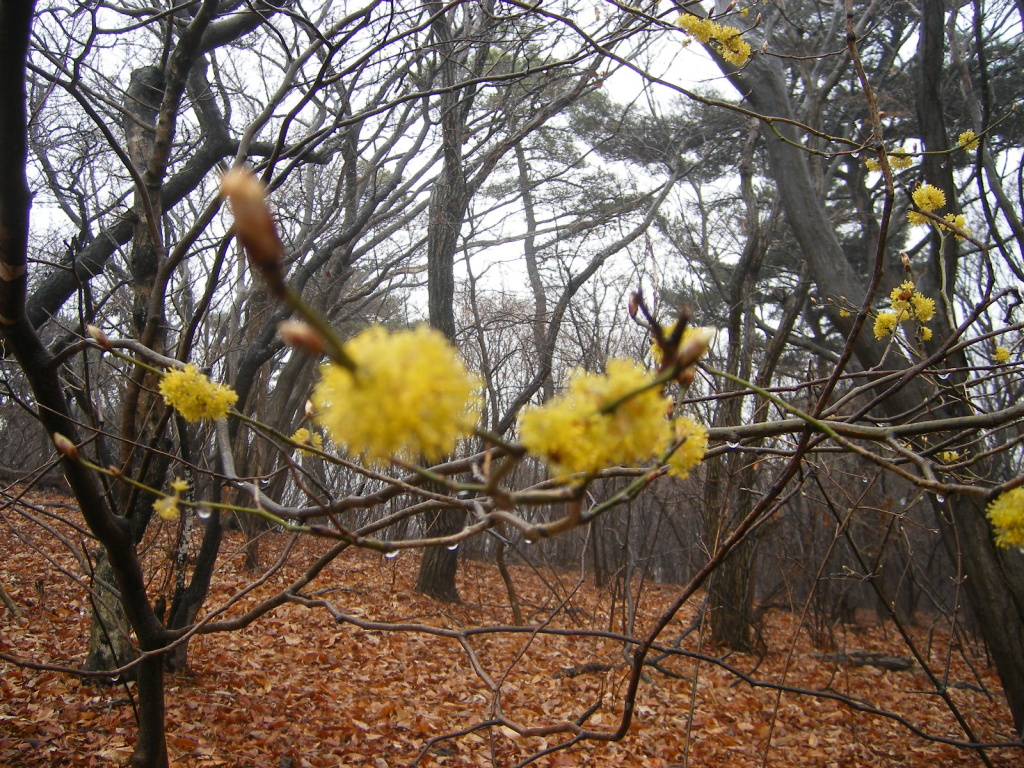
[290,427,324,456]
[889,150,914,169]
[941,213,969,239]
[839,309,851,318]
[939,450,960,463]
[987,487,1024,548]
[919,326,933,341]
[889,281,915,313]
[888,281,934,324]
[907,210,930,226]
[520,359,672,481]
[911,293,935,323]
[957,130,979,151]
[667,417,708,479]
[159,364,238,423]
[676,14,751,66]
[912,184,946,212]
[153,477,189,522]
[311,325,480,463]
[715,27,752,66]
[864,157,881,172]
[677,13,717,43]
[873,310,902,339]
[994,346,1011,363]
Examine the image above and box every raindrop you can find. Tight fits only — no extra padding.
[384,550,400,560]
[937,371,951,381]
[934,494,946,504]
[446,544,459,552]
[727,440,741,450]
[196,506,212,520]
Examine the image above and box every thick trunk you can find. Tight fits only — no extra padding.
[84,551,137,674]
[128,654,168,768]
[414,509,464,603]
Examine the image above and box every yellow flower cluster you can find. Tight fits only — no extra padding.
[519,359,708,482]
[987,487,1024,549]
[159,364,238,422]
[873,281,935,340]
[290,427,324,456]
[994,346,1011,363]
[865,148,914,172]
[677,13,752,66]
[941,213,969,240]
[311,325,480,464]
[907,183,968,238]
[958,130,979,151]
[668,416,709,479]
[153,478,189,522]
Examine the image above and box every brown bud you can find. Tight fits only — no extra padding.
[52,433,78,460]
[277,320,325,357]
[678,327,716,366]
[628,291,641,319]
[221,167,285,294]
[86,324,112,351]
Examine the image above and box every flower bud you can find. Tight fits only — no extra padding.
[628,291,641,319]
[86,324,112,351]
[678,327,716,367]
[53,432,78,460]
[221,167,285,295]
[278,320,325,357]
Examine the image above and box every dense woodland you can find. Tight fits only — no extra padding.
[1,1,1023,766]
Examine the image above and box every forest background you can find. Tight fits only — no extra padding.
[1,1,1024,767]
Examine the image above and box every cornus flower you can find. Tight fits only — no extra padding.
[159,364,238,422]
[715,27,752,66]
[911,293,935,323]
[941,213,969,239]
[986,487,1024,549]
[520,359,674,481]
[676,14,752,66]
[939,450,961,463]
[667,417,709,479]
[994,346,1011,363]
[888,150,914,169]
[290,427,323,456]
[311,325,480,463]
[913,184,946,211]
[873,310,903,340]
[876,281,935,339]
[908,184,946,226]
[958,130,979,151]
[676,13,716,43]
[153,478,189,522]
[864,148,914,173]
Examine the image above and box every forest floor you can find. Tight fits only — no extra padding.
[0,490,1022,768]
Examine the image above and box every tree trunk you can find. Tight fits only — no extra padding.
[414,508,464,603]
[414,3,474,602]
[84,551,136,674]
